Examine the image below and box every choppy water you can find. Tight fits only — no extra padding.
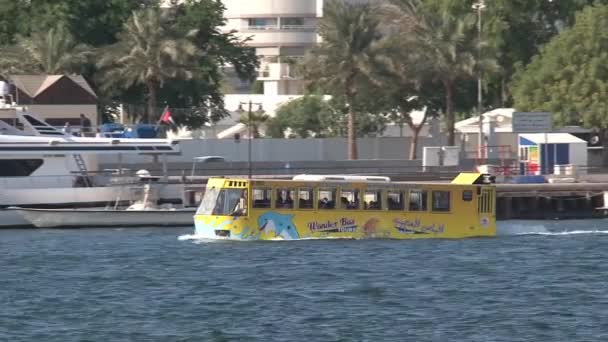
[1,221,608,341]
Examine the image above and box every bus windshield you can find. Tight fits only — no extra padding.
[196,187,247,216]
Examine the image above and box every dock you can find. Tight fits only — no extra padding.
[496,183,608,220]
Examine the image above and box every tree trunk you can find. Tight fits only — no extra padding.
[444,80,455,146]
[345,76,357,160]
[347,104,358,160]
[146,79,158,124]
[409,125,422,160]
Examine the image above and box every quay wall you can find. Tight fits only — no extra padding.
[496,183,608,220]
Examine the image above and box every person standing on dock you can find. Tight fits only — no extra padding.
[62,122,72,135]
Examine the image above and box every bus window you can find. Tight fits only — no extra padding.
[318,188,336,209]
[298,188,314,209]
[231,189,248,216]
[432,191,450,212]
[462,190,473,202]
[196,187,247,216]
[364,190,382,210]
[252,188,272,208]
[340,189,360,209]
[276,188,295,209]
[387,191,404,210]
[409,190,427,211]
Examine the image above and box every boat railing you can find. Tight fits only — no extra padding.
[0,172,152,189]
[0,174,83,189]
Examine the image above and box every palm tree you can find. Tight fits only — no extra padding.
[97,8,199,123]
[0,25,92,76]
[386,0,477,146]
[300,0,381,160]
[372,39,431,160]
[238,110,270,138]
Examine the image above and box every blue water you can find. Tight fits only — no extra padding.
[1,221,608,341]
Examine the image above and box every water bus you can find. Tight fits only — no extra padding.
[193,173,496,240]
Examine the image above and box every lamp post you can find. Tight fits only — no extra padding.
[237,100,263,179]
[472,0,486,159]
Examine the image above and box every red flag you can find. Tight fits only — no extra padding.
[160,107,175,125]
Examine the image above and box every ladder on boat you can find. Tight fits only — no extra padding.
[73,154,91,187]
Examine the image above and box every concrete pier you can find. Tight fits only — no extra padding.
[496,183,608,220]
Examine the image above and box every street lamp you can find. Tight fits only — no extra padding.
[236,100,263,179]
[472,0,486,159]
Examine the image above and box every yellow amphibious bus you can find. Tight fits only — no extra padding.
[193,173,496,240]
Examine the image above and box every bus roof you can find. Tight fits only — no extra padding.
[292,174,391,183]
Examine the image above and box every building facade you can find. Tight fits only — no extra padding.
[221,0,323,96]
[161,0,323,96]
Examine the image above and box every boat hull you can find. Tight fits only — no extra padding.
[0,209,33,228]
[10,208,195,228]
[194,210,496,240]
[0,183,193,228]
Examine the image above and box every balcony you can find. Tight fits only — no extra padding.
[246,24,279,30]
[257,63,298,80]
[243,25,316,31]
[236,30,319,47]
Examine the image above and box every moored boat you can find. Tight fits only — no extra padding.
[9,207,195,228]
[0,106,204,227]
[9,183,197,228]
[193,173,496,240]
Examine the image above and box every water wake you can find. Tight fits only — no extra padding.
[498,221,608,236]
[497,221,550,236]
[525,230,608,236]
[177,234,228,243]
[177,234,198,241]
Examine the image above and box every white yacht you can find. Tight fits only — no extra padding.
[0,106,200,228]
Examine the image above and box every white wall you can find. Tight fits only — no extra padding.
[98,136,442,164]
[570,143,588,167]
[222,0,321,18]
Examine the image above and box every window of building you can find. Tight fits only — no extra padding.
[387,191,404,210]
[275,188,295,209]
[432,191,450,212]
[252,188,272,208]
[364,190,382,210]
[0,159,44,177]
[281,17,305,28]
[298,188,314,209]
[409,190,428,211]
[318,188,336,209]
[339,189,360,209]
[247,18,277,29]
